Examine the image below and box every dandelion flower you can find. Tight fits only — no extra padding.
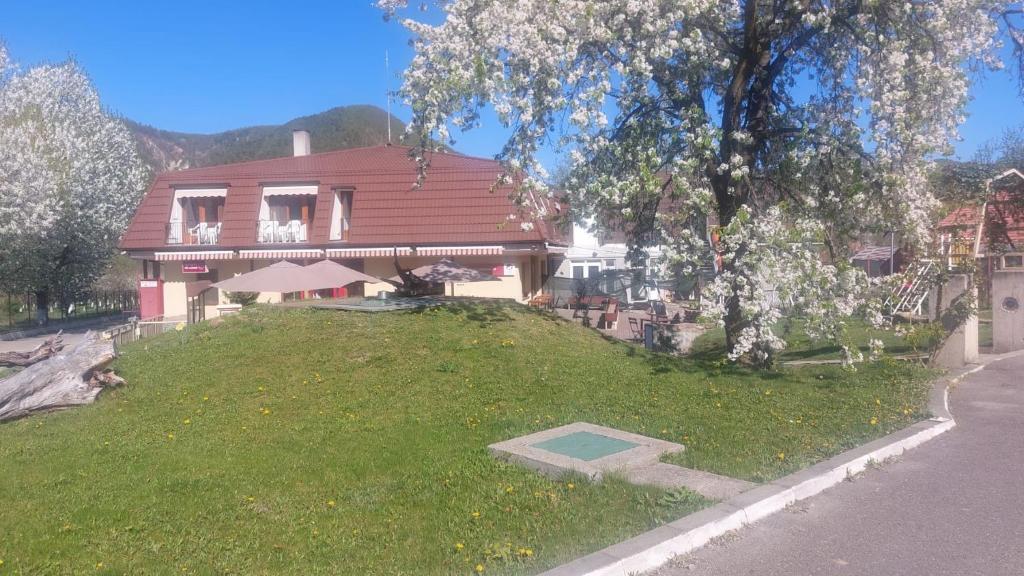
[183,418,191,425]
[167,433,175,440]
[475,564,485,573]
[454,542,464,551]
[777,452,785,460]
[869,417,878,425]
[567,483,575,490]
[327,500,336,508]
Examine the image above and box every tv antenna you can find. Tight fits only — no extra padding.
[385,49,392,145]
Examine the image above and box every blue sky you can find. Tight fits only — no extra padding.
[2,0,1022,166]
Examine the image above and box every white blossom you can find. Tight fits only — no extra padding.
[0,46,148,314]
[381,0,1015,365]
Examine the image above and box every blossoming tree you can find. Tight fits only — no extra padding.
[382,0,1023,365]
[0,46,149,324]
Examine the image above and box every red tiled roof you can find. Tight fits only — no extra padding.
[119,145,569,251]
[936,173,1024,253]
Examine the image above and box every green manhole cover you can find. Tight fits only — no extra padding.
[531,431,639,461]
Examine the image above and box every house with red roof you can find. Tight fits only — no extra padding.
[119,132,569,320]
[936,169,1024,270]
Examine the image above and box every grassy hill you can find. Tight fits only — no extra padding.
[127,105,409,172]
[0,303,931,574]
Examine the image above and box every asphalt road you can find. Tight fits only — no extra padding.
[654,353,1024,576]
[0,320,123,354]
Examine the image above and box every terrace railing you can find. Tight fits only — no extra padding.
[257,219,310,243]
[166,221,223,245]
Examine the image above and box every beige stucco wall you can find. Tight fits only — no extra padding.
[992,270,1024,353]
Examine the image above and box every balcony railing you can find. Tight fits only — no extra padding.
[257,219,310,243]
[166,221,222,245]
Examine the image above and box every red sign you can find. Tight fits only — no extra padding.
[182,260,208,274]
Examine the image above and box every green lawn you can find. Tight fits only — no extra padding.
[0,303,932,575]
[690,318,915,362]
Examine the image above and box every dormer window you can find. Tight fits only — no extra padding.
[258,185,318,243]
[167,187,227,245]
[330,189,353,241]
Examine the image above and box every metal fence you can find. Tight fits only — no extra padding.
[2,290,138,331]
[102,318,180,349]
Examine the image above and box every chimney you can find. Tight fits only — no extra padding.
[292,130,311,157]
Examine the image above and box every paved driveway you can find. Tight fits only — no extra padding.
[0,321,120,354]
[654,353,1024,576]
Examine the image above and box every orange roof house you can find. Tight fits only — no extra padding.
[936,169,1024,268]
[120,132,568,320]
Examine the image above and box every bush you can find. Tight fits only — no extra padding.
[225,291,260,307]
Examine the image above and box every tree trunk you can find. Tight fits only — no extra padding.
[0,331,122,422]
[34,289,49,325]
[0,332,64,367]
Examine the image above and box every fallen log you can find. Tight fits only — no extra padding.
[0,331,122,422]
[0,332,64,367]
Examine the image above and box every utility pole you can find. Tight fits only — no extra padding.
[385,50,392,145]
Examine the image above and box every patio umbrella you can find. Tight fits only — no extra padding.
[213,261,306,293]
[214,260,381,293]
[298,260,381,290]
[387,258,496,283]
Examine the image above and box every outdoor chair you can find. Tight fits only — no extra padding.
[189,223,208,245]
[628,317,643,342]
[258,221,276,243]
[599,298,619,330]
[651,300,670,324]
[286,220,303,242]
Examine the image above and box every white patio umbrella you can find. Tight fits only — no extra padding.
[298,260,381,290]
[388,258,496,296]
[212,261,306,293]
[388,258,496,283]
[213,260,381,293]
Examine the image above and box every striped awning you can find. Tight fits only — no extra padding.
[239,249,324,259]
[154,250,236,261]
[418,246,503,256]
[326,247,415,258]
[326,246,504,258]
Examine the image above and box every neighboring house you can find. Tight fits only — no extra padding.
[935,168,1024,307]
[936,169,1024,270]
[551,222,667,304]
[119,132,569,321]
[851,244,904,278]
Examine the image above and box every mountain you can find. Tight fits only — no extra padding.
[126,105,408,173]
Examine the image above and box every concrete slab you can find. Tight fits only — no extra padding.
[488,422,685,481]
[625,462,756,500]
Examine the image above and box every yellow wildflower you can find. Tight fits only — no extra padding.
[475,564,485,573]
[167,433,175,440]
[567,482,575,490]
[777,452,785,460]
[327,500,336,508]
[454,542,465,551]
[183,418,191,425]
[869,417,878,425]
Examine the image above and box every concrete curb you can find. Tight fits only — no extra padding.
[538,352,1024,576]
